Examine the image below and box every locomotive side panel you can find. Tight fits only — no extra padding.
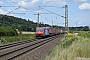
[44,27,50,36]
[54,28,56,34]
[49,28,52,34]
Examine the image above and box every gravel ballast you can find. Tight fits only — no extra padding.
[14,35,64,60]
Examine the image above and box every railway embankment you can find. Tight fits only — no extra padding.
[0,34,64,60]
[44,31,90,60]
[13,34,64,60]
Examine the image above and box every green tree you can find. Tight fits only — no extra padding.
[0,26,18,36]
[83,26,89,31]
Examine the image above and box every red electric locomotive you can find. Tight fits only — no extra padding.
[36,26,50,38]
[35,26,61,38]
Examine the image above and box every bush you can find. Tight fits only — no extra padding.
[0,26,18,36]
[78,31,90,38]
[83,26,89,31]
[65,33,74,37]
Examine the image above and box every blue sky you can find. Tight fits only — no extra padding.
[0,0,90,27]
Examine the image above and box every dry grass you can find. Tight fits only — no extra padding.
[44,32,90,60]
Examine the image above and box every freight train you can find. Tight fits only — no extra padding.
[35,26,65,38]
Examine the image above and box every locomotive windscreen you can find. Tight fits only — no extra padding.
[36,28,43,32]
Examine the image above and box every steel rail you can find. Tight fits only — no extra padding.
[0,35,59,60]
[0,39,37,50]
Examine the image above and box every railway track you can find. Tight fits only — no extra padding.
[0,35,61,60]
[0,39,38,50]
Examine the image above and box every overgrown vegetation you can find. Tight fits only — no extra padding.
[0,26,35,44]
[44,31,90,60]
[0,34,35,44]
[0,26,18,36]
[78,31,90,38]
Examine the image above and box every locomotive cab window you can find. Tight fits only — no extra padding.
[36,28,43,32]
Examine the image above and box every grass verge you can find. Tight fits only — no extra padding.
[44,32,90,60]
[0,34,35,44]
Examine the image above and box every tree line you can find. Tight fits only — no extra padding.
[0,14,37,32]
[0,14,52,32]
[0,14,51,36]
[0,14,90,37]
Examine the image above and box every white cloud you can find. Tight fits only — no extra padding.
[8,0,21,2]
[32,0,41,4]
[7,0,67,12]
[35,10,42,13]
[18,0,41,9]
[74,0,87,2]
[68,0,87,2]
[0,1,13,15]
[33,20,37,23]
[16,0,66,12]
[43,0,66,5]
[29,19,37,23]
[11,0,66,8]
[0,1,4,5]
[0,8,7,14]
[77,21,82,24]
[79,3,90,10]
[19,0,66,7]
